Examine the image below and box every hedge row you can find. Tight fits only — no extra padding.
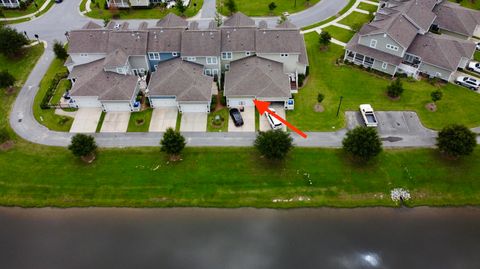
[40,72,68,109]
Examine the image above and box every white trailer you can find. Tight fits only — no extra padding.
[359,104,378,127]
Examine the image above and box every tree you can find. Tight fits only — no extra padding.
[0,26,29,57]
[268,2,277,13]
[53,40,68,60]
[431,89,443,103]
[437,124,476,158]
[0,70,15,88]
[103,17,111,27]
[225,0,237,15]
[160,127,186,159]
[277,14,287,24]
[319,31,331,47]
[175,0,187,15]
[342,126,382,161]
[317,93,324,103]
[68,134,97,160]
[254,129,294,160]
[387,78,404,98]
[214,12,223,27]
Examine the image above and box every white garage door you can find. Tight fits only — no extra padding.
[228,98,254,108]
[102,102,132,112]
[73,97,102,108]
[179,103,209,113]
[150,97,177,108]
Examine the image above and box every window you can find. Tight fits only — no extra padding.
[204,69,212,76]
[212,69,219,76]
[222,52,232,60]
[80,53,88,57]
[206,57,218,65]
[245,51,251,56]
[280,53,289,57]
[132,69,139,76]
[370,39,377,48]
[386,44,399,51]
[186,56,196,61]
[116,67,125,74]
[148,52,160,60]
[225,64,230,70]
[172,52,178,57]
[382,62,388,69]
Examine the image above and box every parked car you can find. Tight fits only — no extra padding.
[467,61,480,74]
[229,108,244,127]
[455,76,480,91]
[359,104,378,127]
[265,108,283,130]
[476,42,480,51]
[55,0,63,3]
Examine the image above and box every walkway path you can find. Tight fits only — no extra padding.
[0,0,52,22]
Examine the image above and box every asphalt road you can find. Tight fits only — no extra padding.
[1,207,480,269]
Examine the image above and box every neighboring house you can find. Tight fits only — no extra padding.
[345,0,477,81]
[432,1,480,39]
[0,0,21,8]
[107,0,189,9]
[148,58,213,113]
[107,0,130,8]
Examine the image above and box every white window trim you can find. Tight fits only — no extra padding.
[225,64,230,70]
[370,39,377,48]
[386,44,399,51]
[280,53,289,57]
[116,67,125,74]
[222,52,232,60]
[204,69,212,76]
[172,52,178,57]
[206,57,218,65]
[381,62,388,69]
[187,56,196,61]
[148,52,160,60]
[212,69,219,75]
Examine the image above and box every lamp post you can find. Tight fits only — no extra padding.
[336,96,343,117]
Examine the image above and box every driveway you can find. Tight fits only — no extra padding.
[100,112,130,133]
[69,108,102,133]
[180,112,207,132]
[228,107,255,132]
[149,108,178,132]
[259,104,287,132]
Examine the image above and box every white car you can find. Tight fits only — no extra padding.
[359,104,378,127]
[265,108,283,130]
[476,42,480,51]
[467,61,480,74]
[455,76,480,91]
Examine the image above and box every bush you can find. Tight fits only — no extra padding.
[0,128,10,144]
[437,124,477,158]
[431,89,443,103]
[298,74,305,87]
[387,78,404,98]
[0,70,16,88]
[254,130,293,160]
[160,127,186,157]
[342,126,382,161]
[0,26,29,57]
[317,93,324,103]
[53,41,68,60]
[268,2,277,12]
[225,0,237,14]
[319,31,331,47]
[68,134,97,158]
[40,72,68,109]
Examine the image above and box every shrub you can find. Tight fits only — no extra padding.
[0,128,10,144]
[175,0,186,15]
[437,124,476,158]
[53,40,68,60]
[431,89,443,103]
[254,130,294,160]
[319,31,331,47]
[225,0,237,14]
[342,126,382,161]
[160,127,186,157]
[68,134,97,158]
[317,93,324,103]
[387,78,404,98]
[0,70,15,88]
[268,2,277,12]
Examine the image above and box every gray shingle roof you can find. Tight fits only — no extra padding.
[181,30,221,56]
[255,29,305,54]
[223,12,256,28]
[407,33,475,71]
[433,1,480,37]
[107,31,148,55]
[148,58,212,102]
[81,21,102,30]
[69,59,139,101]
[156,13,188,29]
[346,33,403,66]
[225,56,291,98]
[103,48,128,69]
[221,28,256,52]
[276,20,298,29]
[68,29,110,54]
[147,28,183,52]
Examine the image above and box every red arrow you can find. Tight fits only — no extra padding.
[253,99,307,139]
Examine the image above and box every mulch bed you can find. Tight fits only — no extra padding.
[425,102,437,112]
[0,140,14,151]
[81,153,96,164]
[214,94,225,112]
[314,103,324,112]
[4,87,16,96]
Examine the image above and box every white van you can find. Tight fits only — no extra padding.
[265,108,283,130]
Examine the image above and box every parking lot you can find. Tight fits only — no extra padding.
[228,107,255,132]
[69,108,102,133]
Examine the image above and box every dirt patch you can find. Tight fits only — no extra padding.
[314,103,324,112]
[81,153,96,164]
[4,86,16,96]
[387,93,401,101]
[214,94,226,112]
[319,46,329,52]
[425,102,437,112]
[0,140,14,151]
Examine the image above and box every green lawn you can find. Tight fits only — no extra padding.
[128,109,153,132]
[50,79,71,104]
[33,56,73,132]
[450,0,480,10]
[357,2,378,13]
[338,11,373,28]
[207,108,229,132]
[0,44,44,135]
[217,0,320,16]
[475,51,480,62]
[302,0,356,30]
[1,0,46,18]
[322,25,354,43]
[80,0,88,12]
[87,0,203,19]
[286,33,480,131]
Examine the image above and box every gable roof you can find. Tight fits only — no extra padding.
[147,28,183,52]
[68,29,110,54]
[181,30,221,56]
[255,28,308,65]
[107,31,148,55]
[103,48,128,69]
[156,13,188,29]
[221,28,256,52]
[69,60,139,101]
[433,1,480,36]
[225,56,291,98]
[346,33,403,66]
[148,58,212,102]
[407,33,476,71]
[223,12,256,28]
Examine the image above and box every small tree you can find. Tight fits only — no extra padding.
[431,89,443,103]
[342,126,382,161]
[254,129,293,160]
[103,17,111,27]
[0,26,29,57]
[277,14,287,24]
[268,2,277,13]
[53,40,68,60]
[437,124,476,158]
[319,31,331,47]
[214,12,223,27]
[225,0,237,15]
[317,93,325,103]
[160,127,186,159]
[68,134,97,160]
[175,0,187,15]
[0,70,15,88]
[387,78,404,98]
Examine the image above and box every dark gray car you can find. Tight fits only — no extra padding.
[229,108,244,127]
